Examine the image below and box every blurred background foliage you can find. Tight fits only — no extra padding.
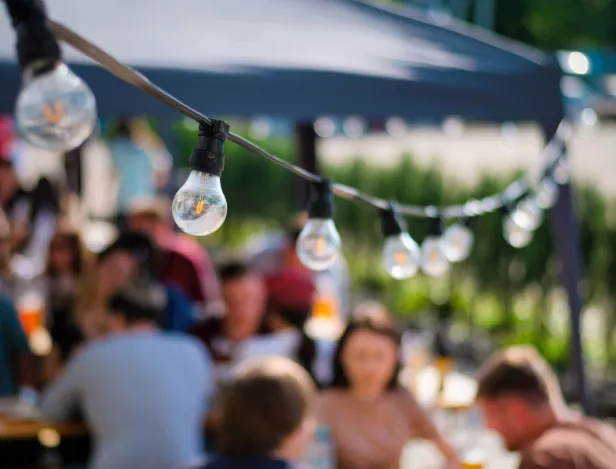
[176,123,616,374]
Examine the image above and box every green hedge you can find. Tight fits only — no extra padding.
[173,126,616,370]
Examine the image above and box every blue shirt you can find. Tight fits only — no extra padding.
[163,285,196,332]
[41,331,213,469]
[0,296,29,396]
[110,138,155,214]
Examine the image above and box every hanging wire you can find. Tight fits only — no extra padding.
[48,20,573,220]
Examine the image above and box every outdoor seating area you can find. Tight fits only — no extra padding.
[1,1,616,469]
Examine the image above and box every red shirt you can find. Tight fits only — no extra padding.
[158,233,221,307]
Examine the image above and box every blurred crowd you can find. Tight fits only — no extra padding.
[1,116,615,469]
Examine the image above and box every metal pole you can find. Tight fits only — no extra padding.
[544,123,591,414]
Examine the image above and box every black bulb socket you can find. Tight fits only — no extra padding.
[381,202,406,237]
[189,119,230,177]
[428,216,444,236]
[5,0,62,71]
[307,178,334,219]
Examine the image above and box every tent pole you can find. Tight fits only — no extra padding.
[543,123,591,414]
[294,122,319,208]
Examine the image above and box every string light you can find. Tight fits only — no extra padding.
[4,0,96,151]
[380,204,421,279]
[441,218,474,262]
[420,218,450,277]
[535,177,559,209]
[511,197,543,231]
[296,179,341,271]
[3,6,577,280]
[172,120,229,236]
[502,204,533,248]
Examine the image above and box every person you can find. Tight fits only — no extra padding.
[40,281,213,469]
[0,136,60,275]
[109,119,160,228]
[0,209,15,297]
[190,261,267,381]
[127,197,222,317]
[475,345,616,469]
[74,231,195,343]
[0,295,33,396]
[199,356,316,469]
[235,268,318,381]
[35,227,93,381]
[243,212,350,319]
[316,306,458,469]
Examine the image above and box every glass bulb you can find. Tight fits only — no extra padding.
[442,223,474,262]
[172,170,227,236]
[553,159,571,185]
[382,232,421,279]
[420,236,450,276]
[503,215,533,248]
[511,198,542,231]
[15,63,97,151]
[296,219,341,271]
[535,179,559,209]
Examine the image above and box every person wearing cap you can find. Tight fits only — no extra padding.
[127,196,222,318]
[235,268,333,386]
[41,280,213,469]
[243,211,350,320]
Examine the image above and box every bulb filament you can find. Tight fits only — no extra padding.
[314,237,325,256]
[196,199,205,215]
[394,251,408,265]
[42,101,64,124]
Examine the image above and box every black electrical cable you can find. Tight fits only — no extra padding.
[46,20,573,220]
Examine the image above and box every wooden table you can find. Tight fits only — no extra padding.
[0,415,87,442]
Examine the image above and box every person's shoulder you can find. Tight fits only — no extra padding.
[166,234,208,261]
[520,418,615,469]
[0,294,16,312]
[519,445,572,469]
[162,332,213,362]
[316,389,346,409]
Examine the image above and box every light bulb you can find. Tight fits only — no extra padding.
[511,198,542,231]
[535,179,559,209]
[442,223,474,262]
[15,63,97,151]
[382,232,421,279]
[503,215,533,248]
[296,219,341,271]
[553,159,571,185]
[172,170,227,236]
[420,236,450,276]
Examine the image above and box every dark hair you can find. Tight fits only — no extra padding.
[98,231,159,273]
[108,280,167,325]
[218,261,255,284]
[476,346,559,405]
[217,357,315,457]
[329,310,402,390]
[111,119,133,139]
[47,227,90,277]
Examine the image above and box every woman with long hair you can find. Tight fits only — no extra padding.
[316,303,459,469]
